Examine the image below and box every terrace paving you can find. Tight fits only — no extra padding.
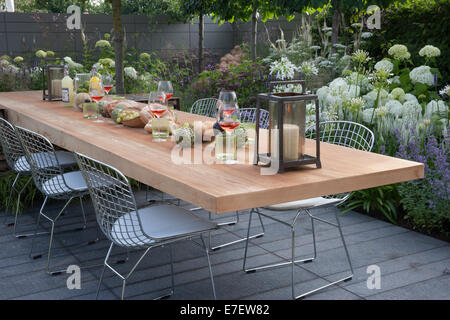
[0,189,448,300]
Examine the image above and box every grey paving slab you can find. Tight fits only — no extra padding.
[0,188,448,300]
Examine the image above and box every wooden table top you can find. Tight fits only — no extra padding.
[0,91,424,213]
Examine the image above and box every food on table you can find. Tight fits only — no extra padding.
[111,105,126,123]
[105,100,140,117]
[118,109,146,128]
[174,123,194,148]
[144,119,178,135]
[74,93,92,111]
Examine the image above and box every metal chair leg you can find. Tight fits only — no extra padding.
[3,173,20,225]
[96,242,113,300]
[210,209,265,251]
[201,234,217,300]
[243,209,315,273]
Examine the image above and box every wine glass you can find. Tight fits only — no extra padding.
[102,74,114,95]
[89,77,105,123]
[216,90,240,163]
[217,90,240,133]
[157,81,174,100]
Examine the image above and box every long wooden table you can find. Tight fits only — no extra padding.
[0,91,424,214]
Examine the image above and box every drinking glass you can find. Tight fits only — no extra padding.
[83,102,99,119]
[217,90,240,133]
[215,132,237,164]
[89,77,105,123]
[148,91,168,118]
[157,81,174,100]
[102,74,114,95]
[151,118,170,142]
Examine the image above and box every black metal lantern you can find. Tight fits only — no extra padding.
[254,80,321,173]
[42,58,64,101]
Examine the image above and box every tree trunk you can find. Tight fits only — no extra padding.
[198,14,204,73]
[112,0,124,94]
[251,6,258,61]
[331,5,340,53]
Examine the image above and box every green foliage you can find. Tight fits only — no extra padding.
[364,0,450,83]
[341,185,400,224]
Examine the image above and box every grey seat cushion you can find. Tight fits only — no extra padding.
[265,197,341,211]
[42,171,88,196]
[110,205,218,246]
[14,150,76,172]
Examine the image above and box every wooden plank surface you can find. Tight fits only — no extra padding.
[0,91,424,213]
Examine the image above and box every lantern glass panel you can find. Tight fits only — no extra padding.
[47,66,64,100]
[268,93,306,162]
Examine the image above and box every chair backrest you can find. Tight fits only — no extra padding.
[74,152,148,248]
[190,98,218,118]
[306,121,374,152]
[14,126,68,197]
[0,117,28,172]
[305,121,374,202]
[240,108,270,129]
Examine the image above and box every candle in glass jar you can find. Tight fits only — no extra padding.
[270,124,299,161]
[51,79,62,98]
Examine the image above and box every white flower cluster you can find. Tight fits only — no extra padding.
[439,85,450,97]
[269,57,298,80]
[419,45,441,58]
[388,44,411,60]
[124,66,138,80]
[409,65,434,86]
[299,60,318,77]
[63,56,83,70]
[425,100,448,118]
[374,60,394,73]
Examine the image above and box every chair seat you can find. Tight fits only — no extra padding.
[42,171,88,197]
[110,205,218,247]
[14,151,76,173]
[265,197,341,211]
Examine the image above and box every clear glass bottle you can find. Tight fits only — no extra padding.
[61,64,74,108]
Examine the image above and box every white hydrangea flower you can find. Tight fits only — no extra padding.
[362,108,375,123]
[419,45,441,58]
[270,57,298,80]
[363,89,389,108]
[404,93,418,103]
[385,99,404,117]
[95,40,111,48]
[410,65,434,86]
[403,100,423,118]
[391,87,406,102]
[329,78,349,94]
[124,66,138,80]
[374,60,394,73]
[425,100,448,118]
[388,44,411,60]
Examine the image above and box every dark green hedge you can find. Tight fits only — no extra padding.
[364,0,449,84]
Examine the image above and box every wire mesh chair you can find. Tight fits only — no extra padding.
[74,152,219,300]
[240,108,270,129]
[190,98,219,118]
[243,120,375,299]
[0,118,77,238]
[15,126,91,275]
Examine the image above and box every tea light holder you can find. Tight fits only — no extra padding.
[42,58,65,101]
[254,80,321,173]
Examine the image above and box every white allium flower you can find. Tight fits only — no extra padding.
[425,100,448,118]
[362,108,375,123]
[374,60,394,73]
[391,87,406,102]
[317,87,330,103]
[419,45,441,58]
[375,106,388,118]
[270,57,298,80]
[385,99,404,117]
[363,89,389,108]
[409,65,434,86]
[300,60,319,76]
[388,44,411,60]
[124,66,138,80]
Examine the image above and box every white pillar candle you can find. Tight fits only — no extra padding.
[271,124,299,161]
[51,79,62,98]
